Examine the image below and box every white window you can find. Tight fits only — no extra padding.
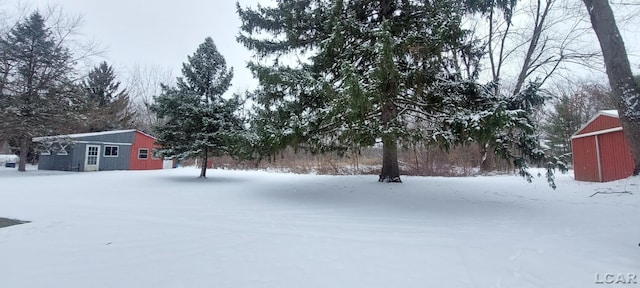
[138,148,149,159]
[104,146,119,157]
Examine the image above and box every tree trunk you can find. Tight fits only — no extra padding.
[379,98,401,183]
[18,138,28,172]
[413,145,419,174]
[380,136,401,182]
[480,143,496,174]
[583,0,640,175]
[199,146,208,178]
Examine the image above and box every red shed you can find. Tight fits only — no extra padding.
[571,110,635,182]
[129,130,164,170]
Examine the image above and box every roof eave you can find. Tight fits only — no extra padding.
[571,110,620,138]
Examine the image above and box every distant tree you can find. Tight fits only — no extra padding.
[547,96,583,157]
[127,64,174,133]
[544,82,615,160]
[0,12,80,171]
[582,0,640,175]
[81,61,134,132]
[151,37,247,178]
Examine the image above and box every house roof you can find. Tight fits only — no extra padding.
[33,129,140,142]
[571,110,621,139]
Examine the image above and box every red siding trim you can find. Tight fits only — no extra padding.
[598,131,635,182]
[576,115,621,135]
[572,136,600,182]
[129,131,163,170]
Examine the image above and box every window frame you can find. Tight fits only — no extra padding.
[104,146,119,157]
[138,148,149,160]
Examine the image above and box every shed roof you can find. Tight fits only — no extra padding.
[33,129,142,142]
[571,110,621,139]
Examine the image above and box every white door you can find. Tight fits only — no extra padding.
[85,145,100,171]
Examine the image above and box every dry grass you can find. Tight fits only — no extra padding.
[199,144,515,177]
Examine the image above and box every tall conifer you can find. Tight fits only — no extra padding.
[152,37,245,178]
[0,12,78,171]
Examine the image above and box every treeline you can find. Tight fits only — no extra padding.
[0,11,140,170]
[2,1,639,185]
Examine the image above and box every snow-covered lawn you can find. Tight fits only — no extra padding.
[0,166,638,288]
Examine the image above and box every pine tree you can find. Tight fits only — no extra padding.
[239,0,470,182]
[238,0,556,184]
[82,61,134,132]
[544,96,585,158]
[151,37,246,178]
[0,12,79,171]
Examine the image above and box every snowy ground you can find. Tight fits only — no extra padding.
[0,166,638,288]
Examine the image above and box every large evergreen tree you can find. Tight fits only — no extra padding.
[0,12,79,171]
[238,0,556,184]
[82,61,134,132]
[151,37,246,178]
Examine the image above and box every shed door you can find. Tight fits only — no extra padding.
[85,145,100,171]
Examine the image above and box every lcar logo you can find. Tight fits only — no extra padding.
[595,273,637,285]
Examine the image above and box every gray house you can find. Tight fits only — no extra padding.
[33,130,164,171]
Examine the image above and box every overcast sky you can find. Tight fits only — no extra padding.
[13,0,640,95]
[30,0,264,94]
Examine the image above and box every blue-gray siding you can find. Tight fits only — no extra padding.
[69,143,132,171]
[98,144,131,171]
[38,131,136,171]
[71,143,86,170]
[38,153,73,171]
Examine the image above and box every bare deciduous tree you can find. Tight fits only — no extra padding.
[473,0,600,172]
[582,0,640,175]
[126,63,173,133]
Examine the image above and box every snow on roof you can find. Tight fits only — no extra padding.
[32,129,137,142]
[135,130,158,140]
[600,110,619,117]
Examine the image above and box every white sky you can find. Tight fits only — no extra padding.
[31,0,264,94]
[9,0,640,95]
